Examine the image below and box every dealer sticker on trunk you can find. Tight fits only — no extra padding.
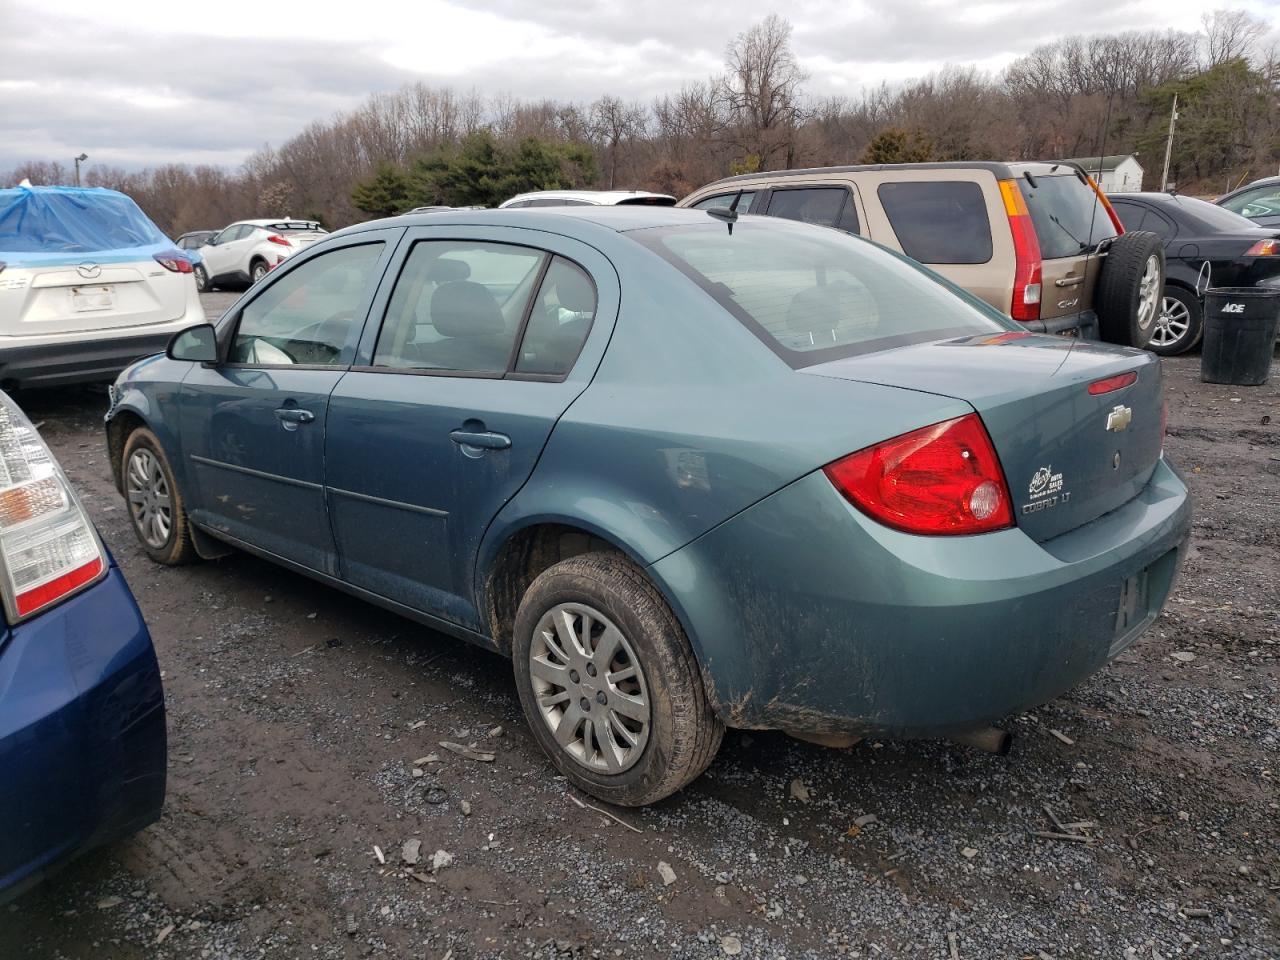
[1023,465,1071,515]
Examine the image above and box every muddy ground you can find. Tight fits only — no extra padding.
[1,303,1277,958]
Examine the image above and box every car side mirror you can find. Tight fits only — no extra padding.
[167,323,218,363]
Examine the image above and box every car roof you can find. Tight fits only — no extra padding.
[500,190,676,206]
[341,205,728,239]
[1218,176,1280,198]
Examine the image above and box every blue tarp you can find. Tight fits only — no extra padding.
[0,185,189,269]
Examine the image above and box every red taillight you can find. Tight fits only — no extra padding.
[999,180,1042,323]
[0,392,107,622]
[1087,371,1138,395]
[1245,239,1280,257]
[823,414,1014,536]
[154,251,193,274]
[267,234,291,247]
[1085,174,1125,235]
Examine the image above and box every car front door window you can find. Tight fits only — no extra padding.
[233,243,385,366]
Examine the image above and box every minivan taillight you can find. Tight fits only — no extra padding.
[824,414,1014,536]
[0,392,106,621]
[154,251,193,274]
[999,179,1042,323]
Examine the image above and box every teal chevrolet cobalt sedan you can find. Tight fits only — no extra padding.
[105,207,1190,805]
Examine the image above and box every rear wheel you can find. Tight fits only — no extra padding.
[122,427,199,565]
[1096,231,1165,348]
[250,259,269,284]
[512,552,723,806]
[1148,285,1203,356]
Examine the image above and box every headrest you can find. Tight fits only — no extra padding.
[427,258,471,282]
[786,283,857,336]
[554,267,596,314]
[431,281,504,337]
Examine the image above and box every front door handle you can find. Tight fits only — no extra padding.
[449,429,511,450]
[274,407,315,431]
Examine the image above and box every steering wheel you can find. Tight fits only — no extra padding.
[289,311,356,362]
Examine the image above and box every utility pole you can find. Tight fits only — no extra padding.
[1159,95,1178,192]
[74,153,88,186]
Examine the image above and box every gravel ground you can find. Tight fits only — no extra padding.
[1,307,1276,959]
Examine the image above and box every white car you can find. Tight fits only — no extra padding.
[498,190,676,208]
[0,185,205,390]
[194,219,327,291]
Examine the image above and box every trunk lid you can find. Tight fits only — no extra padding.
[802,333,1164,542]
[0,259,189,336]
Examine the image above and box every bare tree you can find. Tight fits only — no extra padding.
[722,14,808,169]
[1202,8,1267,66]
[590,95,646,188]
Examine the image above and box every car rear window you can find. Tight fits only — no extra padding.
[616,196,677,206]
[635,219,1009,367]
[877,181,992,264]
[268,221,326,232]
[1016,173,1118,260]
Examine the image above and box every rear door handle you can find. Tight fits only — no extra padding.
[1055,276,1085,287]
[450,429,511,450]
[274,407,315,430]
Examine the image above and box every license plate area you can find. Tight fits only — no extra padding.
[71,285,114,312]
[1109,567,1152,656]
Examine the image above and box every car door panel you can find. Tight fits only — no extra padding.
[180,230,401,573]
[326,225,619,632]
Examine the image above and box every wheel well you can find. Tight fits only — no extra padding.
[483,523,621,656]
[106,411,146,493]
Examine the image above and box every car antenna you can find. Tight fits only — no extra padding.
[706,203,739,234]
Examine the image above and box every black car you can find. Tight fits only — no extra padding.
[1110,192,1280,355]
[174,230,218,251]
[1213,176,1280,228]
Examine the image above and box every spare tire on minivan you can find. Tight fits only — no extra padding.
[1096,231,1165,348]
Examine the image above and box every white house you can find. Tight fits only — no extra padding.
[1058,154,1144,193]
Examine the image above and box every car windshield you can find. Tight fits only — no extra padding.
[1175,196,1265,232]
[635,218,1011,367]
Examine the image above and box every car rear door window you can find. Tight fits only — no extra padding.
[1140,207,1176,240]
[766,187,858,233]
[374,240,546,373]
[1110,200,1147,233]
[231,242,384,366]
[515,257,596,376]
[877,181,992,264]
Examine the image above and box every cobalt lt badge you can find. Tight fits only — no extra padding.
[1106,404,1132,432]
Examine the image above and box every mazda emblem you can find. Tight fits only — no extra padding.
[76,262,102,280]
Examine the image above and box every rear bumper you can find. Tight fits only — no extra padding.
[0,296,203,389]
[652,457,1191,737]
[1021,309,1100,339]
[0,562,166,904]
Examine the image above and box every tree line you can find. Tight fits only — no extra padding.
[5,9,1277,236]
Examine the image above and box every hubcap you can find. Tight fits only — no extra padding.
[528,603,650,774]
[1152,295,1191,347]
[1136,255,1161,331]
[125,448,172,549]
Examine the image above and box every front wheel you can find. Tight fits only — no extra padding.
[122,427,199,565]
[512,552,723,806]
[1147,286,1203,356]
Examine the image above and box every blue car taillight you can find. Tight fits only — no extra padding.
[0,392,106,621]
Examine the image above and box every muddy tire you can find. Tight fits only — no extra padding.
[1096,230,1165,348]
[512,551,723,806]
[121,427,199,566]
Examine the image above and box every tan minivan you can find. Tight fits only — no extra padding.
[679,162,1164,347]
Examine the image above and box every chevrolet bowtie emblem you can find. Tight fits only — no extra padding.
[1106,404,1132,432]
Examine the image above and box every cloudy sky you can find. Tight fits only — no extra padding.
[1,0,1276,172]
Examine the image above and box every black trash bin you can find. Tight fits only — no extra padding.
[1200,287,1280,385]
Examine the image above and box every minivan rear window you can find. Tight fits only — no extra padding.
[636,219,1009,367]
[877,181,993,265]
[1016,173,1118,260]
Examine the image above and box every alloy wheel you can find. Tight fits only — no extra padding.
[1136,255,1161,332]
[528,602,651,774]
[1151,295,1192,348]
[126,448,172,549]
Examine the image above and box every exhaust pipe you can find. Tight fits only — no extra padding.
[950,726,1013,756]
